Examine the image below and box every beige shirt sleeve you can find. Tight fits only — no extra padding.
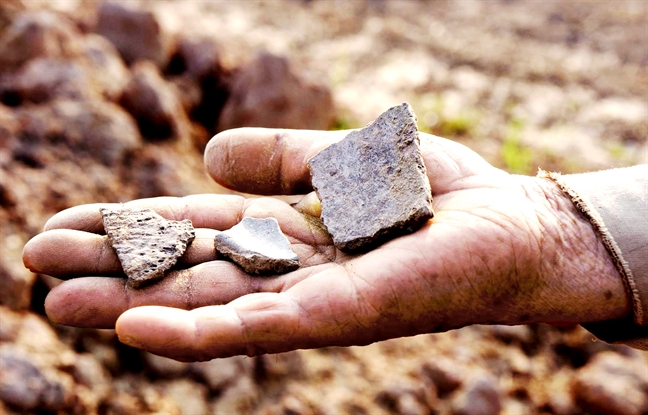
[541,165,648,350]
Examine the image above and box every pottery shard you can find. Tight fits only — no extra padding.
[214,217,299,275]
[307,102,433,252]
[100,207,195,287]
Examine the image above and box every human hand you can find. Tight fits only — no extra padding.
[23,129,630,361]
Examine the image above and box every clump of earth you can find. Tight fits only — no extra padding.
[1,1,647,414]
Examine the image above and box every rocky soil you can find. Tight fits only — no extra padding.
[1,0,647,414]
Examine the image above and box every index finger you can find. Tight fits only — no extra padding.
[204,128,503,196]
[204,128,348,196]
[43,194,245,233]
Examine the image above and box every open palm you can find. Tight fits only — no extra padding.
[23,129,628,361]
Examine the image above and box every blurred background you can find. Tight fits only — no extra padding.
[0,0,646,414]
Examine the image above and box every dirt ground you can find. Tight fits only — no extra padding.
[1,0,647,414]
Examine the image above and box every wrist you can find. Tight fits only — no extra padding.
[518,175,631,324]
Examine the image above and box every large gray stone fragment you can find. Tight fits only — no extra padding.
[214,217,299,275]
[307,102,433,252]
[100,206,195,287]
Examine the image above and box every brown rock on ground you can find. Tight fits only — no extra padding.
[0,10,83,73]
[159,379,210,415]
[0,103,19,144]
[94,2,172,67]
[190,356,255,393]
[571,351,648,415]
[420,357,464,398]
[10,58,97,103]
[0,227,34,309]
[0,344,76,412]
[169,36,230,131]
[217,52,334,131]
[120,61,191,141]
[78,33,131,101]
[173,37,224,81]
[450,375,502,415]
[1,33,129,105]
[14,98,142,166]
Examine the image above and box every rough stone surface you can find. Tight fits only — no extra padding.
[94,2,171,67]
[173,36,224,80]
[170,36,230,131]
[79,33,130,101]
[120,61,190,141]
[160,379,210,415]
[11,58,96,103]
[571,351,648,415]
[217,52,334,131]
[0,344,75,412]
[376,383,433,415]
[0,103,19,145]
[100,206,195,287]
[190,356,254,392]
[420,357,464,398]
[307,102,433,252]
[451,376,502,415]
[0,10,82,73]
[0,34,128,105]
[15,99,142,166]
[214,217,299,274]
[0,228,34,310]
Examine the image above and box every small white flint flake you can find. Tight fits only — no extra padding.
[214,217,299,274]
[100,206,195,287]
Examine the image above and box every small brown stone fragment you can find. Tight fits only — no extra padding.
[214,217,299,275]
[100,206,195,287]
[307,102,433,252]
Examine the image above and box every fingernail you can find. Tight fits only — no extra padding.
[117,334,144,349]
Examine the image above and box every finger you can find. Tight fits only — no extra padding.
[27,196,334,280]
[23,229,121,277]
[44,261,319,329]
[114,259,412,361]
[44,194,246,233]
[420,134,508,193]
[292,192,322,218]
[204,128,504,196]
[23,228,220,277]
[115,283,341,360]
[41,197,340,329]
[112,223,477,361]
[204,128,348,195]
